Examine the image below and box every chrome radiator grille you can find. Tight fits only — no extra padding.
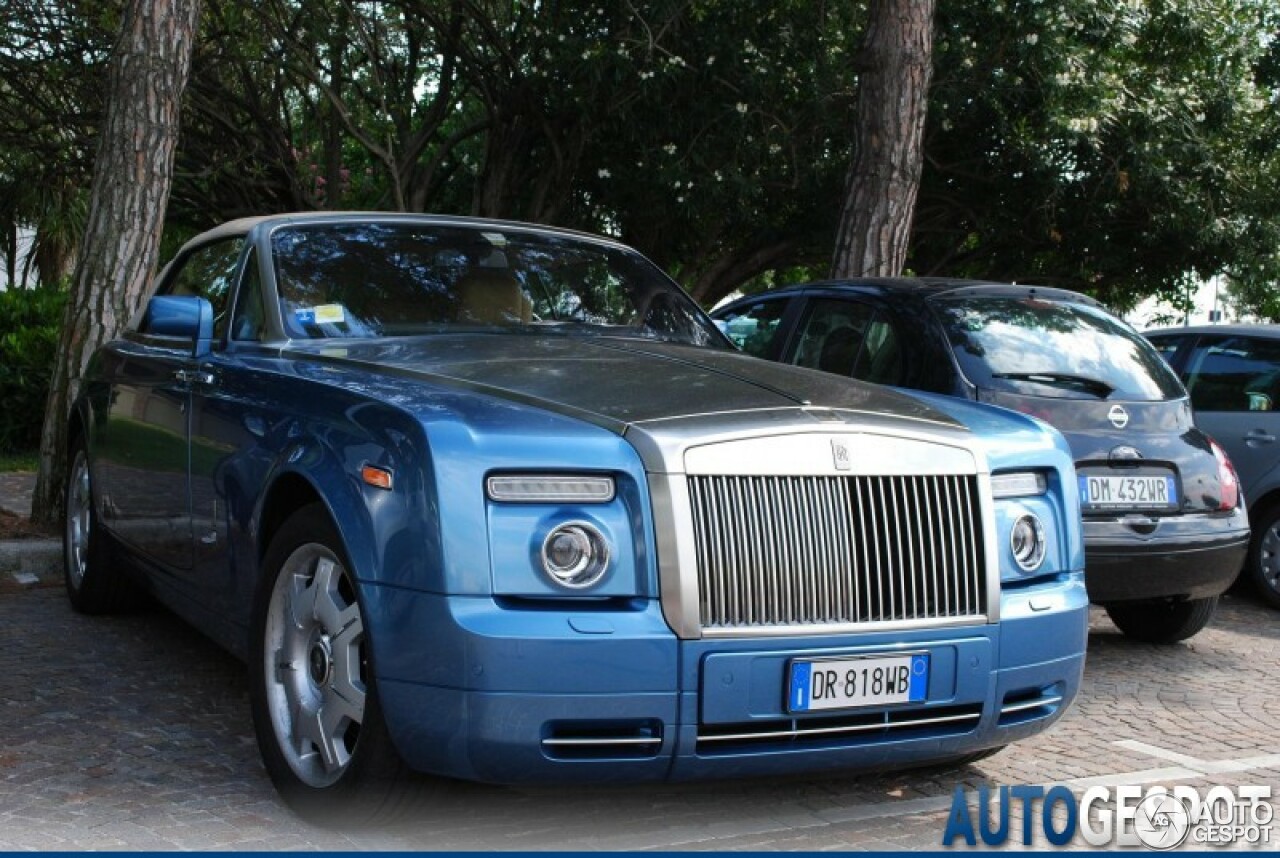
[686,474,987,630]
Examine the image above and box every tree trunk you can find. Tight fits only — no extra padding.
[2,221,15,289]
[30,0,201,526]
[33,232,76,289]
[830,0,934,279]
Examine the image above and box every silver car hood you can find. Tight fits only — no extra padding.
[282,334,967,455]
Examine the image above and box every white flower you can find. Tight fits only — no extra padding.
[597,168,611,178]
[736,102,748,114]
[706,56,716,65]
[677,195,685,203]
[663,143,678,155]
[1025,33,1039,45]
[768,143,781,154]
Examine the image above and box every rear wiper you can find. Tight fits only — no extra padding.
[991,371,1115,399]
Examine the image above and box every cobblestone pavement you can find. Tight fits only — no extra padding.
[1,583,1277,851]
[0,471,35,518]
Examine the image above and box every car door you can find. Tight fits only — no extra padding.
[1177,333,1280,500]
[187,246,277,619]
[95,238,245,573]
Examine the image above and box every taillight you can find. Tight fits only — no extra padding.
[1209,438,1240,511]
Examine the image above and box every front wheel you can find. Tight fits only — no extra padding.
[1245,504,1280,609]
[249,504,414,822]
[63,438,136,613]
[1105,596,1218,644]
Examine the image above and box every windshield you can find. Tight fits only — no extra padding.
[932,295,1185,401]
[270,222,726,347]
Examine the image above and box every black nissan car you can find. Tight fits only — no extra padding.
[713,279,1249,642]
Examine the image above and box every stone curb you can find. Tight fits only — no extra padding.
[0,539,62,587]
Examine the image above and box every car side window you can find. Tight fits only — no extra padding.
[717,299,790,359]
[230,248,265,341]
[853,314,906,386]
[1183,335,1280,412]
[1146,335,1183,366]
[791,299,875,377]
[155,238,245,343]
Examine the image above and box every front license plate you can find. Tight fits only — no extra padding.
[1078,474,1177,510]
[787,653,929,713]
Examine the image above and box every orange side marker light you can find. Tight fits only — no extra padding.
[361,464,394,491]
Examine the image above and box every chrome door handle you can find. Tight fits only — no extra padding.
[1245,429,1276,446]
[173,369,215,386]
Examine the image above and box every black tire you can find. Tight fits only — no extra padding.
[63,436,136,613]
[1245,503,1280,609]
[248,503,422,823]
[1104,596,1218,644]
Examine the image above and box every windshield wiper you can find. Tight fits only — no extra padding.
[991,371,1116,399]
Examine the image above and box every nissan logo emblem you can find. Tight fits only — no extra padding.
[1107,404,1130,429]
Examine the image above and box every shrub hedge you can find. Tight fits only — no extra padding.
[0,287,66,454]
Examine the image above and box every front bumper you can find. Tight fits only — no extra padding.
[1082,508,1249,604]
[368,573,1088,784]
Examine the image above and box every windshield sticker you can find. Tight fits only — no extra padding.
[296,304,346,326]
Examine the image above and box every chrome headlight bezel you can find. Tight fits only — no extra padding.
[540,520,611,589]
[1010,512,1047,572]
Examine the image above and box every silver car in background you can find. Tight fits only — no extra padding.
[1146,324,1280,607]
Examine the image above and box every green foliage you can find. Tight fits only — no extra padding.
[918,0,1280,310]
[0,287,65,453]
[5,0,1279,312]
[0,451,38,472]
[0,0,113,286]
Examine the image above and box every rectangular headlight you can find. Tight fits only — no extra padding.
[486,474,616,503]
[991,471,1047,499]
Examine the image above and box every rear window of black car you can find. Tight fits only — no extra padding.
[932,295,1185,401]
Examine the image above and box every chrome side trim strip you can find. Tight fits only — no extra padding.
[541,737,663,747]
[1000,695,1064,715]
[697,711,982,743]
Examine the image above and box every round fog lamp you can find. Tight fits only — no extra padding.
[1010,513,1046,572]
[541,522,610,589]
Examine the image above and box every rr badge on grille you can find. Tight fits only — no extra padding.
[831,439,852,471]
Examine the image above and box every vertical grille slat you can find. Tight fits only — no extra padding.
[687,474,987,631]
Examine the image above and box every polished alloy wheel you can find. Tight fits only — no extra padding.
[263,545,366,788]
[65,450,92,590]
[1259,521,1280,597]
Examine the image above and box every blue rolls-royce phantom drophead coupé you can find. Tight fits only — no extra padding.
[64,213,1087,817]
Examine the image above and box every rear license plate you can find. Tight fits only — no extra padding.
[1078,474,1177,510]
[787,653,929,713]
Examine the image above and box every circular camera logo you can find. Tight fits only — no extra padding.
[1134,793,1191,850]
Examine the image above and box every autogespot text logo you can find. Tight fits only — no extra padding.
[942,784,1274,849]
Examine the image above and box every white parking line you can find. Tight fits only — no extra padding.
[1115,739,1280,776]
